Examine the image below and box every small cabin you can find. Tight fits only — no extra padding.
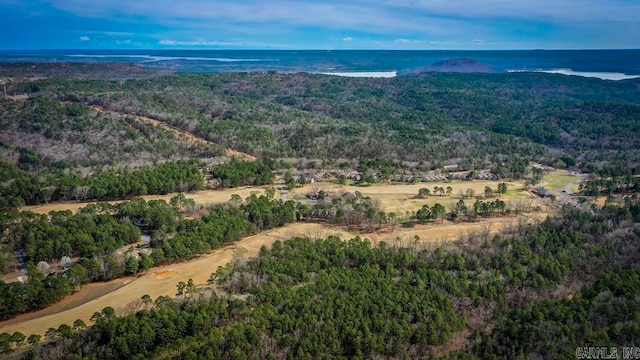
[533,187,554,198]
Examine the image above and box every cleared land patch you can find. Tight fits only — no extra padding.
[20,180,534,215]
[290,180,539,214]
[20,186,272,214]
[542,170,580,190]
[4,177,555,337]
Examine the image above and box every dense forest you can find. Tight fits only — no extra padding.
[0,160,204,210]
[2,66,639,174]
[0,63,172,79]
[580,174,640,197]
[0,154,286,211]
[211,158,274,188]
[3,195,638,359]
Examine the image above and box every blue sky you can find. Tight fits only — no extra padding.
[1,0,639,50]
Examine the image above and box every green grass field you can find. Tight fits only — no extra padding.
[543,171,579,190]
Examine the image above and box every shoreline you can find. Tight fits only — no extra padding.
[507,68,640,80]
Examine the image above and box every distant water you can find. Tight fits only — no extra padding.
[1,49,639,80]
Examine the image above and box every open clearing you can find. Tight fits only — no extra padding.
[290,179,540,215]
[20,179,536,216]
[363,213,547,247]
[5,177,551,337]
[542,171,580,190]
[20,186,272,214]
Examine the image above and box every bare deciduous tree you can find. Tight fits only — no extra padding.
[72,186,91,202]
[37,261,50,274]
[465,188,476,198]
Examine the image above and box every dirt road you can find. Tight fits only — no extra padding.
[554,173,588,208]
[89,105,256,160]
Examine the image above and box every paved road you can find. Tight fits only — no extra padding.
[556,173,589,208]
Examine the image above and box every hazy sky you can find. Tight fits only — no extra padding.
[1,0,639,49]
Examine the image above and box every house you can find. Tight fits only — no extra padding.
[422,175,447,182]
[347,171,361,181]
[133,218,153,232]
[312,172,328,181]
[532,164,556,173]
[139,248,153,256]
[449,171,472,181]
[533,187,554,198]
[476,172,499,180]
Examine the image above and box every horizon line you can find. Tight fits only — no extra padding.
[2,48,640,52]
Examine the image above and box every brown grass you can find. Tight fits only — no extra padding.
[291,180,538,215]
[20,186,272,214]
[21,179,536,216]
[5,180,550,337]
[362,213,547,247]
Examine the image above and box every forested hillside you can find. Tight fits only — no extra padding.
[0,98,225,168]
[3,66,639,173]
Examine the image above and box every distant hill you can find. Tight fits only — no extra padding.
[0,63,172,79]
[400,58,499,75]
